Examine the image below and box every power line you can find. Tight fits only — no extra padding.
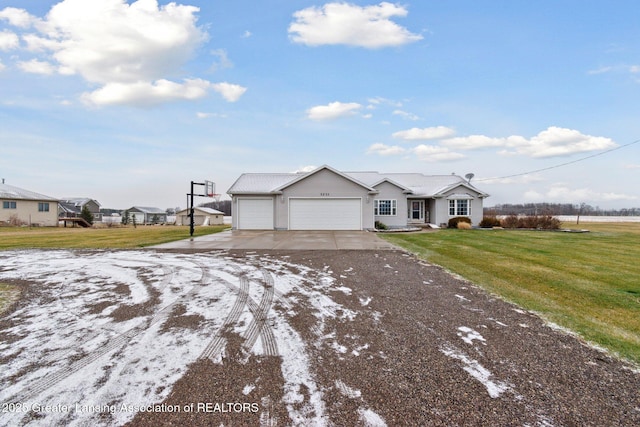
[475,138,640,182]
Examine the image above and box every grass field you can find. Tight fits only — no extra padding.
[382,222,640,365]
[0,224,229,250]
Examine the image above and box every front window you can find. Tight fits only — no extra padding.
[3,201,16,209]
[38,202,50,212]
[374,199,397,216]
[449,199,470,216]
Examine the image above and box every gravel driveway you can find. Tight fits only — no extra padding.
[0,248,638,426]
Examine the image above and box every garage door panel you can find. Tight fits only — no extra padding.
[238,199,274,229]
[289,198,361,230]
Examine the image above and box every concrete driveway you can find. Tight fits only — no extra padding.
[151,230,399,250]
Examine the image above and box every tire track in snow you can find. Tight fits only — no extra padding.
[6,260,200,403]
[242,269,278,357]
[200,267,279,360]
[199,272,250,361]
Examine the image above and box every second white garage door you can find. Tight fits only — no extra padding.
[237,198,274,229]
[289,198,362,230]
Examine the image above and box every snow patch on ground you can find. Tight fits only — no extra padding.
[335,379,361,399]
[0,249,356,427]
[440,344,511,398]
[359,296,372,306]
[334,286,352,295]
[457,326,487,346]
[358,407,388,426]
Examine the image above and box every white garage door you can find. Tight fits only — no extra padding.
[237,198,274,229]
[289,198,361,230]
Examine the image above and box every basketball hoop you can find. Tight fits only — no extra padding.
[211,194,221,203]
[205,180,215,197]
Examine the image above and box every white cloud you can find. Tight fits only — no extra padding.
[196,112,227,119]
[81,78,213,107]
[242,30,252,38]
[442,134,526,150]
[17,58,56,75]
[440,127,616,158]
[0,6,38,28]
[479,174,544,185]
[0,29,19,51]
[307,101,362,120]
[392,110,420,121]
[393,126,456,141]
[289,2,423,48]
[524,184,638,204]
[3,1,247,106]
[587,66,613,75]
[293,165,317,173]
[512,127,616,158]
[367,143,405,156]
[32,0,206,83]
[0,61,4,72]
[210,48,233,71]
[211,82,247,102]
[412,144,464,162]
[367,96,403,108]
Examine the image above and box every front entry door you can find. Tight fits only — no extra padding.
[410,201,424,221]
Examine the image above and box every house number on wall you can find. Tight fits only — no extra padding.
[320,192,330,196]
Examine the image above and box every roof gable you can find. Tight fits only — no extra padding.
[274,165,376,193]
[434,181,490,198]
[371,178,413,193]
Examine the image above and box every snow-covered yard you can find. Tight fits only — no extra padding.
[0,250,381,426]
[1,249,639,426]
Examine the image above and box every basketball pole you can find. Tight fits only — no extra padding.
[188,180,215,238]
[190,181,196,237]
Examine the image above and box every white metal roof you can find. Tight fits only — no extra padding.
[176,207,224,215]
[0,183,58,201]
[227,167,489,198]
[130,206,166,214]
[227,173,299,194]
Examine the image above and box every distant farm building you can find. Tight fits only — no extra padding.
[176,207,224,226]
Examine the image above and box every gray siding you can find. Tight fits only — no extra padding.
[372,181,407,228]
[437,185,485,226]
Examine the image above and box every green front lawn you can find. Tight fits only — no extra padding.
[0,225,229,249]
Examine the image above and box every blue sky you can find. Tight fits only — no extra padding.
[1,0,639,210]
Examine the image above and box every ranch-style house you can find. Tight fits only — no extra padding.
[227,165,489,230]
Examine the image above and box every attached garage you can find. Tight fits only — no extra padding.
[237,198,274,230]
[289,198,361,230]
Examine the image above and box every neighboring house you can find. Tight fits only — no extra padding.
[59,198,102,221]
[126,206,167,225]
[227,165,489,230]
[0,182,59,227]
[176,207,225,226]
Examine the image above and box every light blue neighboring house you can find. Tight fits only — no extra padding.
[126,206,167,225]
